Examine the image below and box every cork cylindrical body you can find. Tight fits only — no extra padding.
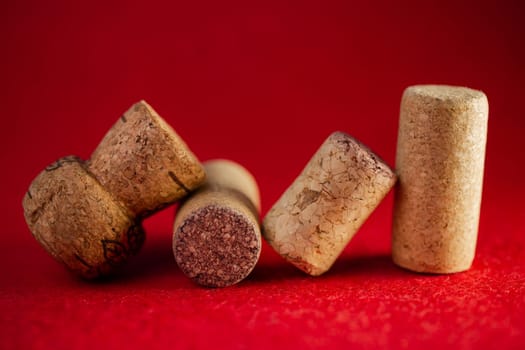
[173,160,261,287]
[392,85,488,273]
[22,157,144,278]
[88,100,206,217]
[263,132,397,276]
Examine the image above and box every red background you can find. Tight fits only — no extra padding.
[1,0,524,349]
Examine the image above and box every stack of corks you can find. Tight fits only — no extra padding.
[23,84,488,287]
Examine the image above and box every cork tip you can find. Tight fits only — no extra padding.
[135,99,150,107]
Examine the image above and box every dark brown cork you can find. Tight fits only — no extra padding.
[173,160,261,287]
[22,101,205,279]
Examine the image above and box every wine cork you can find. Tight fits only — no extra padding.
[263,132,397,276]
[173,159,261,287]
[88,100,205,217]
[392,85,488,273]
[23,101,205,278]
[23,157,143,278]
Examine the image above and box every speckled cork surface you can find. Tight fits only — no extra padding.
[22,157,144,278]
[22,101,206,278]
[173,160,261,287]
[89,100,206,217]
[392,85,488,273]
[263,131,397,276]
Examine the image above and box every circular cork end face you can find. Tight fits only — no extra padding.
[173,205,261,287]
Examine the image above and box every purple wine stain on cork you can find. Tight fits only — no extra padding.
[174,205,260,287]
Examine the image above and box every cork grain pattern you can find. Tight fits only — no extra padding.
[22,157,144,278]
[263,132,397,276]
[88,100,205,216]
[392,85,488,273]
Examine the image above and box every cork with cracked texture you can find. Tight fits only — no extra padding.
[22,156,144,278]
[173,160,261,287]
[22,100,206,278]
[88,100,205,217]
[263,131,397,276]
[392,85,488,274]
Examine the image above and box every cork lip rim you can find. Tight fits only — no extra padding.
[403,84,487,103]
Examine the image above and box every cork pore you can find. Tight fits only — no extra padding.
[88,100,205,216]
[22,156,144,278]
[263,131,397,276]
[392,85,488,273]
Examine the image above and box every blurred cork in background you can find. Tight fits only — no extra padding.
[173,159,261,287]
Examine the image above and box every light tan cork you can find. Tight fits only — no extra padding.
[173,159,261,287]
[392,85,488,274]
[89,100,205,217]
[263,132,397,276]
[23,101,206,278]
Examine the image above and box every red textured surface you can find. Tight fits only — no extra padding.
[1,0,524,349]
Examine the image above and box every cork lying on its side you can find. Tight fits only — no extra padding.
[23,101,206,278]
[173,160,261,287]
[263,132,397,276]
[392,85,488,273]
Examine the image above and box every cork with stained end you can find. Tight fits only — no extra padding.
[392,85,488,274]
[23,101,206,278]
[263,131,397,276]
[173,159,261,287]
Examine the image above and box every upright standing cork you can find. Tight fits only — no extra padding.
[173,159,261,287]
[392,85,488,273]
[23,101,206,278]
[263,132,397,276]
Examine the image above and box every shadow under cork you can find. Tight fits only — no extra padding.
[325,253,411,279]
[80,234,192,289]
[246,253,415,285]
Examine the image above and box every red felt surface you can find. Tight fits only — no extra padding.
[1,0,524,349]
